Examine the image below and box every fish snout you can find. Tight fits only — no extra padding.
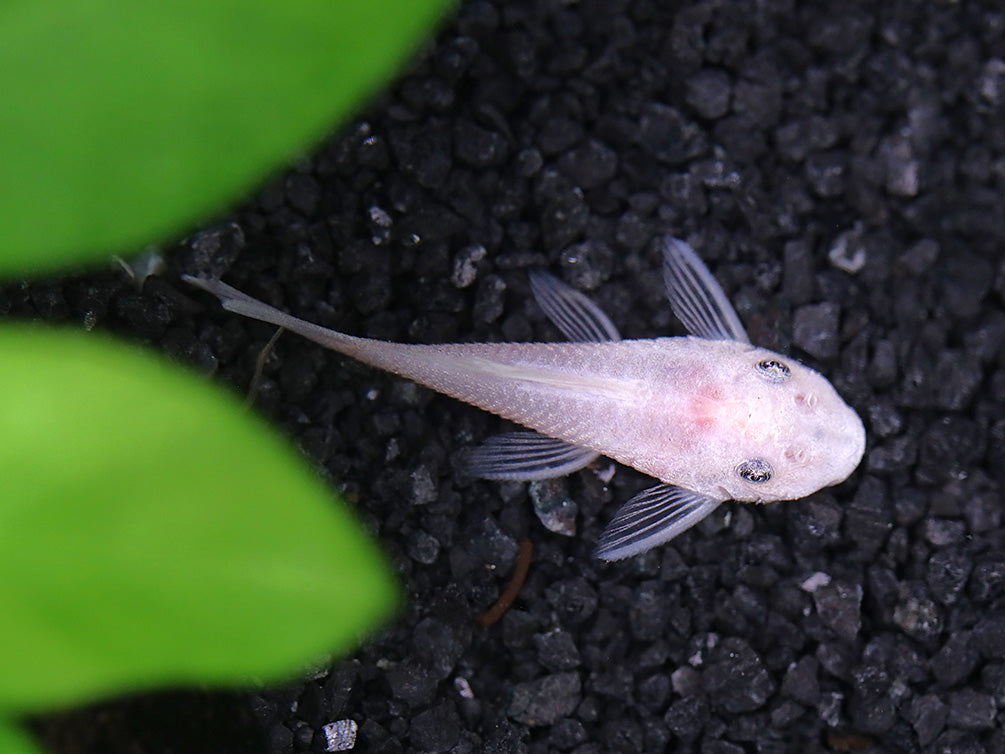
[792,376,866,487]
[828,405,866,485]
[845,409,867,466]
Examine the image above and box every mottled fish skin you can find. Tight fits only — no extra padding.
[185,236,865,560]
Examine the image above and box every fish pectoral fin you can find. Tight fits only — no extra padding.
[462,431,599,481]
[660,236,750,344]
[594,483,723,561]
[528,269,621,342]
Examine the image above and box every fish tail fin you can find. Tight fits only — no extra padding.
[182,275,360,353]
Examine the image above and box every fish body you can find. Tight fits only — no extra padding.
[186,237,865,560]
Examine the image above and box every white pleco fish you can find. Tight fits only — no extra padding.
[185,236,866,560]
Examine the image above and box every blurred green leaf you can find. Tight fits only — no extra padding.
[0,327,397,714]
[0,720,44,754]
[0,0,453,276]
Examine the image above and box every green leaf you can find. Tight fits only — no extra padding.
[0,0,454,276]
[0,326,397,714]
[0,720,45,754]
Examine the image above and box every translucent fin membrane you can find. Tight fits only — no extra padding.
[595,483,722,560]
[661,237,749,343]
[528,270,621,343]
[464,431,598,481]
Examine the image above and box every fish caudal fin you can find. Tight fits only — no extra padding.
[183,275,361,354]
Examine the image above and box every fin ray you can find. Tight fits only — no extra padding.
[661,237,749,343]
[529,270,621,343]
[464,431,599,481]
[594,483,722,560]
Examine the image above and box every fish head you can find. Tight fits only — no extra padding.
[702,342,866,503]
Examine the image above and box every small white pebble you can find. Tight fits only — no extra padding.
[454,676,475,699]
[368,206,392,228]
[322,719,357,752]
[828,227,867,273]
[385,438,400,463]
[800,571,832,592]
[592,462,616,484]
[529,479,578,536]
[452,244,488,288]
[368,206,393,245]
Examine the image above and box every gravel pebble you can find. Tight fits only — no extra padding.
[792,302,840,359]
[812,580,862,641]
[932,631,979,687]
[947,689,996,731]
[702,638,776,713]
[909,694,947,746]
[685,69,733,120]
[972,613,1005,659]
[533,628,580,672]
[507,673,582,726]
[409,702,461,753]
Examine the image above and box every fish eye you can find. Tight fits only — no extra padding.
[737,458,772,483]
[756,359,791,382]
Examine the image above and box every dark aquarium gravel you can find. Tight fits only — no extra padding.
[14,0,1005,752]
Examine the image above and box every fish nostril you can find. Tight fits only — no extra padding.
[784,447,807,463]
[795,393,818,408]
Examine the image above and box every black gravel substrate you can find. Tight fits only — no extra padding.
[15,1,1005,752]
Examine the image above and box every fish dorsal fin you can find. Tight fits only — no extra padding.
[661,237,750,343]
[528,269,621,343]
[594,483,722,561]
